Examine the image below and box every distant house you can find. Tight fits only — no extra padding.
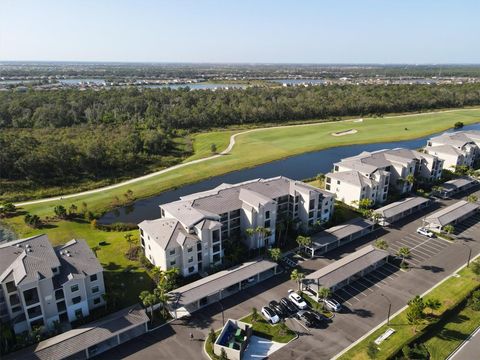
[139,176,334,276]
[0,235,105,335]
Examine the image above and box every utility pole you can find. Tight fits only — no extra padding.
[381,293,392,325]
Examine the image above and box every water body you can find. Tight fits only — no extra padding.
[100,123,480,224]
[271,79,325,85]
[145,83,246,90]
[59,78,106,85]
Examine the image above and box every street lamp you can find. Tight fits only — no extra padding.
[381,293,392,325]
[461,242,472,267]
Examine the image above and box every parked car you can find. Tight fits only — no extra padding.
[269,300,288,318]
[310,310,332,323]
[416,227,434,238]
[261,306,280,324]
[301,311,323,328]
[280,297,298,313]
[288,291,308,310]
[323,298,342,312]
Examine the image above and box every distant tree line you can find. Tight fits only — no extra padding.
[2,84,480,131]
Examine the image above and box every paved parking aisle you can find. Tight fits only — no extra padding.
[455,213,480,237]
[388,232,450,266]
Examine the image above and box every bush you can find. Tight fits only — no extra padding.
[125,245,142,261]
[95,222,138,232]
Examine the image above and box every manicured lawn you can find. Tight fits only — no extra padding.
[184,130,237,161]
[423,305,480,360]
[338,264,480,360]
[240,314,296,343]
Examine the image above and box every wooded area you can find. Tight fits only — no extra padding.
[1,83,480,192]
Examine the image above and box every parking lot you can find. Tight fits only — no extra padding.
[455,212,480,237]
[332,262,401,307]
[388,232,451,267]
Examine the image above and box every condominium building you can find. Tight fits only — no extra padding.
[139,176,334,276]
[0,235,105,335]
[325,148,443,208]
[425,130,480,170]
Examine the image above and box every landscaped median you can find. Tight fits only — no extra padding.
[205,312,296,360]
[336,260,480,360]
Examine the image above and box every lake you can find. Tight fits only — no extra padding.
[100,123,480,224]
[270,79,325,85]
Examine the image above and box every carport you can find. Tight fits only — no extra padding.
[436,177,478,199]
[424,200,480,232]
[168,259,278,319]
[7,306,149,360]
[374,196,432,226]
[303,245,389,294]
[305,218,376,257]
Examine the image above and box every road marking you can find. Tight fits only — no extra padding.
[358,277,383,289]
[365,272,389,285]
[375,268,398,280]
[340,286,363,301]
[293,317,311,332]
[349,281,374,293]
[333,292,354,307]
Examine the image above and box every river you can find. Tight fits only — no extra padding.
[99,123,480,224]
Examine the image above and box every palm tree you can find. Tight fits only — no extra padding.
[425,298,441,315]
[268,247,282,262]
[443,224,455,235]
[251,307,259,323]
[317,287,332,308]
[245,227,256,245]
[124,233,135,250]
[139,290,157,321]
[290,269,305,291]
[276,221,285,247]
[296,235,312,256]
[154,285,171,319]
[397,247,411,267]
[374,239,389,250]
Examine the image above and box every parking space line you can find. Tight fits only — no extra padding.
[376,268,398,280]
[365,272,389,285]
[430,238,450,248]
[407,234,429,243]
[350,281,374,293]
[333,293,353,307]
[410,246,436,257]
[340,286,363,301]
[358,276,383,289]
[421,241,445,252]
[383,263,401,273]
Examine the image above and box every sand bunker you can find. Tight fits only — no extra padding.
[331,129,358,136]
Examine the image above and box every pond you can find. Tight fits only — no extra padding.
[100,123,480,224]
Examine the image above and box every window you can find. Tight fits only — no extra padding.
[188,266,195,273]
[27,305,42,319]
[337,180,341,185]
[326,184,331,191]
[75,309,83,319]
[309,199,315,210]
[170,260,176,267]
[188,256,193,263]
[265,210,270,219]
[94,297,101,305]
[187,246,193,253]
[197,253,202,262]
[70,284,79,293]
[57,301,66,312]
[11,306,21,313]
[326,177,331,184]
[334,165,339,171]
[212,244,220,253]
[169,249,175,256]
[5,281,16,293]
[23,288,39,306]
[90,274,98,282]
[9,294,20,306]
[91,286,99,294]
[265,220,271,228]
[72,296,81,304]
[213,254,221,263]
[197,242,202,251]
[212,230,220,243]
[230,209,241,218]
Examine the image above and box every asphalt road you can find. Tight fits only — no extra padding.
[100,190,480,360]
[448,326,480,360]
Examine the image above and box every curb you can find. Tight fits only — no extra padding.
[331,252,480,360]
[445,325,480,360]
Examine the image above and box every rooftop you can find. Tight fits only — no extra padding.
[168,259,277,307]
[425,200,479,227]
[304,245,389,288]
[374,197,431,219]
[311,217,375,249]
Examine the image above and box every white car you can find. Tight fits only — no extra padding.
[323,298,342,312]
[416,227,434,238]
[288,291,308,310]
[261,306,280,324]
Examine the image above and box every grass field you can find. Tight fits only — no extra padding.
[337,263,480,360]
[2,108,480,308]
[240,314,296,343]
[423,305,480,360]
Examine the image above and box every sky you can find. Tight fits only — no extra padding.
[1,0,479,64]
